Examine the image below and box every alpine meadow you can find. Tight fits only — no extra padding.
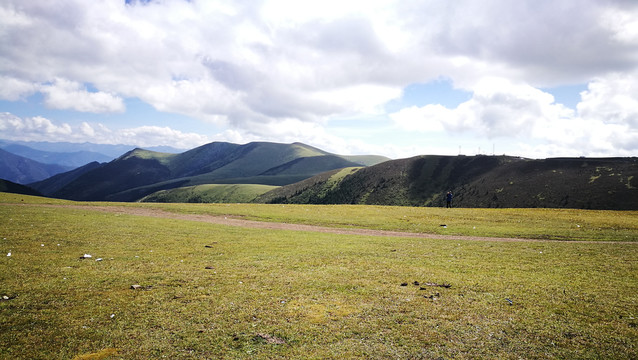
[1,193,637,359]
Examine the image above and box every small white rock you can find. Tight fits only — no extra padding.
[96,258,103,262]
[110,314,115,318]
[7,252,11,257]
[83,254,92,258]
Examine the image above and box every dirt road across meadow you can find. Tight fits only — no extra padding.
[16,203,634,244]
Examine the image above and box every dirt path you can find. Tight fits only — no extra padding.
[11,203,634,243]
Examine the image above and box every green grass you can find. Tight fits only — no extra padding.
[122,148,174,165]
[3,193,638,242]
[148,202,638,242]
[1,193,637,359]
[139,184,277,203]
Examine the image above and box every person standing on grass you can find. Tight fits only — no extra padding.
[446,191,453,208]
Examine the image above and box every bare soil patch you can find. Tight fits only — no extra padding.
[16,203,634,243]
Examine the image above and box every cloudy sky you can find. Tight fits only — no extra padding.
[1,0,637,159]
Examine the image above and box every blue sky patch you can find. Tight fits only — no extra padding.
[542,84,588,109]
[385,79,472,112]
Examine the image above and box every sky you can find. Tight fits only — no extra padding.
[1,0,637,159]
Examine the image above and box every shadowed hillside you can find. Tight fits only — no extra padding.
[29,161,104,196]
[37,141,388,202]
[0,179,42,196]
[256,155,638,210]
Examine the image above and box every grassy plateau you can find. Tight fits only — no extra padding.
[1,193,637,359]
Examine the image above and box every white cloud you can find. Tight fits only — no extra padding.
[0,113,72,139]
[79,122,96,137]
[577,73,638,127]
[389,105,447,132]
[1,0,637,158]
[392,78,574,138]
[600,5,638,46]
[114,125,210,149]
[390,75,638,158]
[0,76,37,101]
[0,112,209,149]
[40,79,125,113]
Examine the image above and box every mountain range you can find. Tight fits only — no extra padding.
[28,141,389,202]
[1,139,636,209]
[255,155,638,210]
[0,139,187,184]
[0,148,73,184]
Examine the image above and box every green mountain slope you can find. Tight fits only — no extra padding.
[52,148,174,201]
[256,155,638,210]
[139,184,277,203]
[46,141,387,202]
[29,161,103,195]
[178,142,329,179]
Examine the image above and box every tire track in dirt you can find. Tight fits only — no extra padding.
[10,203,636,244]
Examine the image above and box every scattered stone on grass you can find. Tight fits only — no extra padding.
[80,254,92,259]
[1,295,16,301]
[255,333,286,345]
[423,282,452,288]
[130,284,153,290]
[204,266,215,269]
[424,292,440,300]
[404,281,452,289]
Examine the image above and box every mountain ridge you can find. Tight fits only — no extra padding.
[255,155,638,210]
[31,141,389,201]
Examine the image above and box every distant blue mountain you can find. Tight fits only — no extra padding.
[0,149,72,184]
[0,139,186,159]
[2,144,112,168]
